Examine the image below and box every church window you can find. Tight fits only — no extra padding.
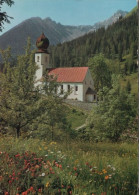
[67,85,70,92]
[37,56,40,62]
[61,85,63,94]
[75,85,78,95]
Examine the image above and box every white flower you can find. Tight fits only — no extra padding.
[112,167,116,171]
[41,173,45,176]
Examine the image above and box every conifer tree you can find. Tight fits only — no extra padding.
[0,0,14,31]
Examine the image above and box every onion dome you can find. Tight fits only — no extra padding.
[36,33,49,53]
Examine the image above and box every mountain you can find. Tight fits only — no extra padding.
[89,10,128,31]
[49,7,137,68]
[0,10,128,57]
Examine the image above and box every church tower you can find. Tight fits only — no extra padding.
[35,33,50,84]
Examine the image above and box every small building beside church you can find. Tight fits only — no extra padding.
[35,33,96,102]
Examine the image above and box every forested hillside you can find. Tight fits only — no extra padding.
[50,7,137,68]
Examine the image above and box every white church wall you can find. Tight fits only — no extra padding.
[57,83,84,101]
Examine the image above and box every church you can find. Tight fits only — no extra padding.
[35,33,96,102]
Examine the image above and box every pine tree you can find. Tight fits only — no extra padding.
[0,0,14,31]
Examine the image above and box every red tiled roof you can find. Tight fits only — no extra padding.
[48,67,88,83]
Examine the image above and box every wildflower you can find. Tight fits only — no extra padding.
[112,167,116,171]
[109,174,112,179]
[73,167,77,171]
[46,182,50,188]
[22,191,28,195]
[15,154,20,158]
[101,192,106,195]
[102,169,107,174]
[41,173,45,176]
[38,189,42,193]
[35,165,39,169]
[50,141,56,145]
[105,175,109,180]
[5,192,9,195]
[29,186,34,191]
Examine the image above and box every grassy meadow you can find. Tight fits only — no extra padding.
[0,135,137,195]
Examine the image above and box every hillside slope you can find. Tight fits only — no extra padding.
[50,7,137,68]
[0,10,127,57]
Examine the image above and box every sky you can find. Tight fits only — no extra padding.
[1,0,137,35]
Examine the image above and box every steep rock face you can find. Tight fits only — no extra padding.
[90,10,128,31]
[0,10,128,56]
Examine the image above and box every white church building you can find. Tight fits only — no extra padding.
[35,33,96,102]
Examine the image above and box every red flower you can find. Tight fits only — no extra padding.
[15,154,20,158]
[22,191,28,195]
[73,167,77,171]
[101,192,106,195]
[38,189,42,192]
[5,192,9,195]
[8,180,12,184]
[29,186,34,191]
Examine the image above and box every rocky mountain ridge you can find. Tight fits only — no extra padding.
[0,10,128,56]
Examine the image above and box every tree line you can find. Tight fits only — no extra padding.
[49,8,137,75]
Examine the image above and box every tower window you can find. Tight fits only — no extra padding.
[37,56,40,62]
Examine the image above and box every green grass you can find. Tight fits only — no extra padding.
[65,106,87,129]
[0,136,137,194]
